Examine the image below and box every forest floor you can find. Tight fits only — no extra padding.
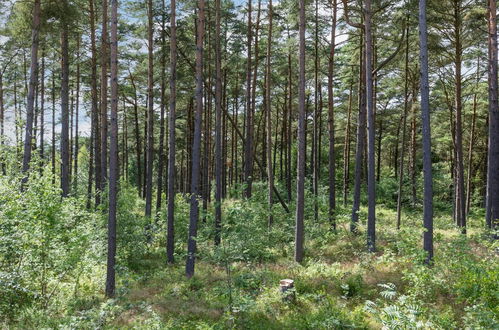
[3,182,497,329]
[88,198,497,329]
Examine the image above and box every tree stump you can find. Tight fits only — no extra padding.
[279,279,295,303]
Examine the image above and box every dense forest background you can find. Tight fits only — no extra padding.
[0,0,498,328]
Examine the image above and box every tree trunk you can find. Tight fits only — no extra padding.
[465,58,479,215]
[418,0,434,263]
[106,0,118,298]
[453,0,466,233]
[328,0,337,228]
[351,32,366,233]
[396,24,410,229]
[0,71,6,174]
[486,0,499,231]
[39,51,45,164]
[156,0,167,215]
[145,0,154,218]
[186,0,204,278]
[343,81,353,206]
[167,0,177,263]
[74,36,80,190]
[60,9,70,197]
[129,73,142,194]
[265,0,273,227]
[21,0,41,181]
[101,0,109,187]
[215,0,223,243]
[244,0,253,198]
[365,0,376,252]
[89,0,102,206]
[51,69,56,182]
[295,0,306,263]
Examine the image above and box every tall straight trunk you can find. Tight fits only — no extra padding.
[22,0,41,180]
[251,0,261,178]
[70,89,73,177]
[122,98,128,179]
[214,0,223,244]
[243,0,253,198]
[74,37,80,190]
[265,0,273,227]
[106,0,118,298]
[295,0,306,263]
[343,81,353,206]
[156,0,167,215]
[0,74,4,174]
[486,0,499,231]
[14,71,20,161]
[453,0,466,233]
[34,69,39,154]
[418,0,434,263]
[145,0,154,217]
[186,0,204,278]
[394,115,400,178]
[143,100,147,198]
[396,25,410,229]
[89,0,102,205]
[51,70,56,181]
[286,49,292,202]
[365,0,376,252]
[376,119,382,181]
[60,11,70,197]
[129,74,141,194]
[466,58,479,215]
[328,0,337,228]
[410,82,417,206]
[39,51,45,163]
[87,117,94,209]
[202,19,211,221]
[351,33,366,233]
[101,0,109,186]
[312,0,319,222]
[0,55,11,174]
[167,0,177,263]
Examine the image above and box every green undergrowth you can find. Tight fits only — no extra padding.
[1,178,497,329]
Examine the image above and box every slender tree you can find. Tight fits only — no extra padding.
[343,0,366,233]
[106,0,119,298]
[486,0,499,231]
[167,0,177,263]
[418,0,434,263]
[295,0,306,263]
[74,37,80,189]
[365,0,376,252]
[21,0,41,181]
[60,0,71,197]
[101,0,109,186]
[89,0,102,206]
[156,0,167,215]
[244,0,253,198]
[265,0,273,227]
[145,0,154,217]
[186,0,205,277]
[328,0,337,229]
[214,0,223,244]
[396,24,410,229]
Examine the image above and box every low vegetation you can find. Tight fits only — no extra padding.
[1,175,497,329]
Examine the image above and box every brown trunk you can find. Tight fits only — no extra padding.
[295,0,306,262]
[101,0,109,186]
[145,0,154,218]
[21,0,41,181]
